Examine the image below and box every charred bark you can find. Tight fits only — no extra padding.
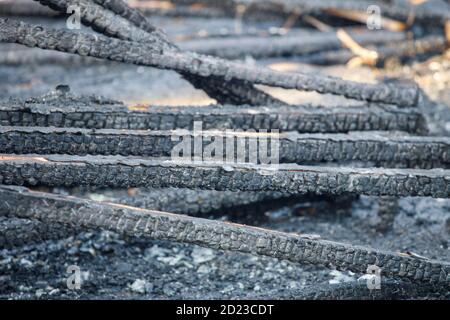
[0,95,427,133]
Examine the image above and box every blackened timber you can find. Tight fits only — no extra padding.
[0,128,447,168]
[0,98,427,133]
[0,155,449,198]
[35,0,166,44]
[1,185,449,286]
[0,18,420,106]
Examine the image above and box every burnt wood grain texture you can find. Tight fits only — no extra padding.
[0,18,420,106]
[0,127,447,168]
[0,95,427,133]
[0,185,449,287]
[0,155,449,198]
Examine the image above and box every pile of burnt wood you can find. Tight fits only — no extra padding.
[0,0,449,299]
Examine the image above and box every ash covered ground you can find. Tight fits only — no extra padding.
[0,13,450,300]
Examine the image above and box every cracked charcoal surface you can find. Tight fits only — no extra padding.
[0,127,447,168]
[0,96,427,133]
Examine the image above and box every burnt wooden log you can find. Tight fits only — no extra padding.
[0,46,104,65]
[0,18,420,106]
[0,185,449,287]
[0,155,449,198]
[0,94,427,133]
[0,127,447,168]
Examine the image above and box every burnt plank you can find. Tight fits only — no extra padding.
[0,127,447,168]
[0,155,449,197]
